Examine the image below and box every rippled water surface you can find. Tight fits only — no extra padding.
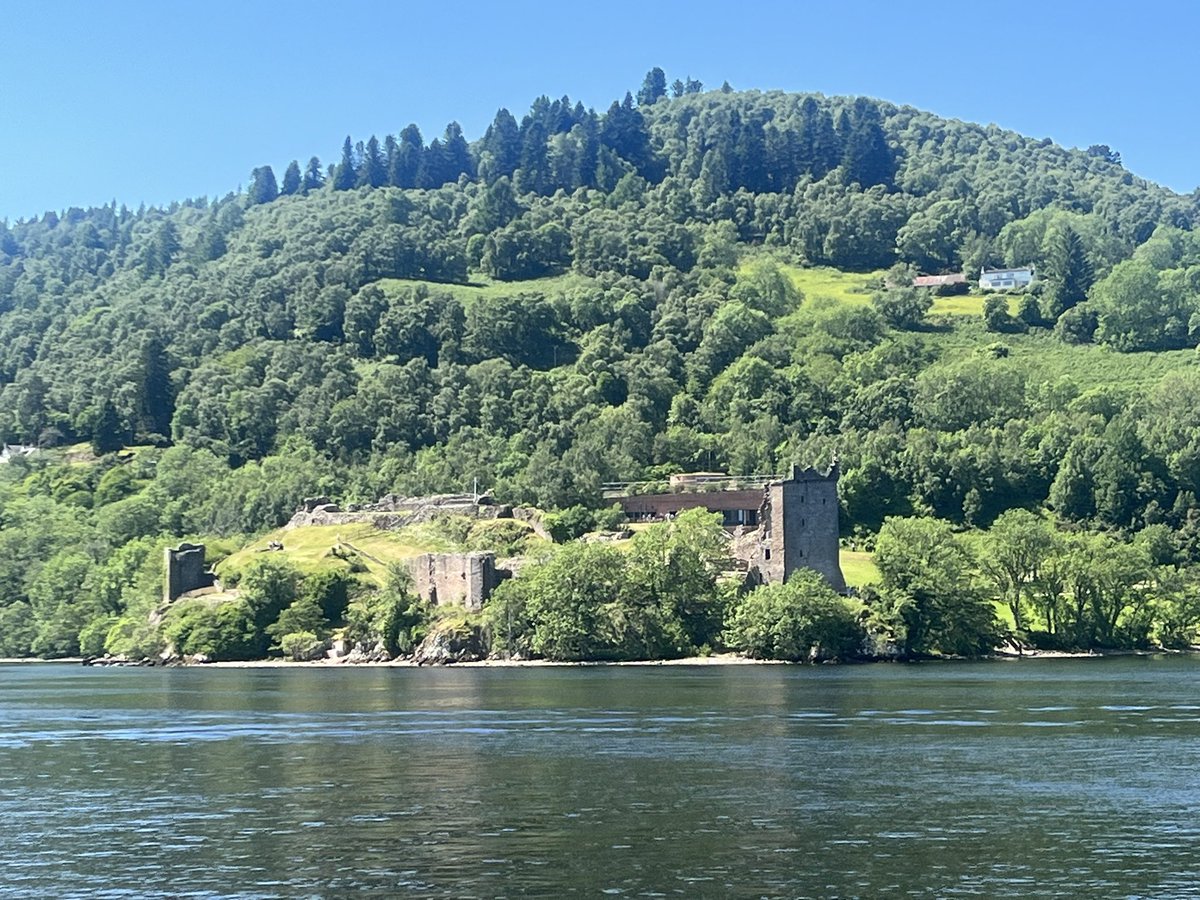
[3,658,1200,897]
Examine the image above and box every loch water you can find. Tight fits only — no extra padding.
[2,658,1200,897]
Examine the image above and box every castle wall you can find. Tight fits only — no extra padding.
[407,552,505,612]
[164,543,215,602]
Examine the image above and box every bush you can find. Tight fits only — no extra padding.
[542,505,597,543]
[724,570,864,662]
[299,569,352,623]
[162,598,259,660]
[280,631,326,661]
[872,287,932,330]
[982,295,1012,332]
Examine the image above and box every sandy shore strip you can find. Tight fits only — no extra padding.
[8,648,1192,668]
[194,653,782,669]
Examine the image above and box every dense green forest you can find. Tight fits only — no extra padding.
[4,69,1200,662]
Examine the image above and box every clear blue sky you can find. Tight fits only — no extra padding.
[1,0,1195,221]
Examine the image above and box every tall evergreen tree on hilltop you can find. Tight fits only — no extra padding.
[637,67,667,106]
[392,125,424,188]
[601,93,657,180]
[841,98,894,188]
[333,136,357,191]
[248,165,279,205]
[358,135,387,188]
[797,96,841,179]
[481,108,521,182]
[302,156,325,193]
[442,122,475,181]
[280,160,302,196]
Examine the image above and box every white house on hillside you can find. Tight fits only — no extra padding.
[980,266,1035,290]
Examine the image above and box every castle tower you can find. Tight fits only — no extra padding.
[752,462,846,592]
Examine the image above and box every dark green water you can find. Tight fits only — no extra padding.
[2,658,1200,897]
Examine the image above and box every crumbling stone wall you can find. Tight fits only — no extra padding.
[407,551,508,611]
[287,494,512,530]
[164,543,215,602]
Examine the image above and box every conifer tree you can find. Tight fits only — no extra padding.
[358,135,387,188]
[637,67,667,106]
[247,166,279,205]
[481,109,521,182]
[302,156,325,193]
[280,160,302,196]
[1042,223,1095,320]
[841,98,894,188]
[136,336,174,439]
[333,136,357,191]
[91,399,124,455]
[392,125,424,188]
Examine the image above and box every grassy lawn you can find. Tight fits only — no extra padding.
[930,292,985,316]
[373,271,586,305]
[840,548,880,587]
[920,315,1199,393]
[776,264,884,306]
[218,522,451,586]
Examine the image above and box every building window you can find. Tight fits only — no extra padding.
[764,548,771,560]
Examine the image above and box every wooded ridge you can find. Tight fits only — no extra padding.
[3,70,1199,662]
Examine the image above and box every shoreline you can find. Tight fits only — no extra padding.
[6,647,1190,669]
[193,647,1195,668]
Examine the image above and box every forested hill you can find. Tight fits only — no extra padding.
[5,71,1200,659]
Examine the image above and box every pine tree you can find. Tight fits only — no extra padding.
[1042,224,1095,319]
[301,157,325,193]
[280,160,302,196]
[137,336,174,439]
[481,109,521,181]
[383,134,399,183]
[247,165,278,204]
[393,125,424,188]
[91,398,124,455]
[333,136,357,190]
[840,98,894,188]
[637,67,667,106]
[441,122,475,181]
[357,135,387,188]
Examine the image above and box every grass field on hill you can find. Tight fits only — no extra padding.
[218,522,454,586]
[778,265,882,305]
[375,272,584,305]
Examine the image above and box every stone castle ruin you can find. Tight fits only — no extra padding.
[610,463,846,592]
[163,543,217,602]
[288,493,533,611]
[408,551,509,612]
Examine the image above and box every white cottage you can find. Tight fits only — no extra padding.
[980,266,1035,290]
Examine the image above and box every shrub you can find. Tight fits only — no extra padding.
[280,631,326,662]
[725,570,864,662]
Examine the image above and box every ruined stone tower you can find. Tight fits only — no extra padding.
[163,543,215,602]
[749,463,846,593]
